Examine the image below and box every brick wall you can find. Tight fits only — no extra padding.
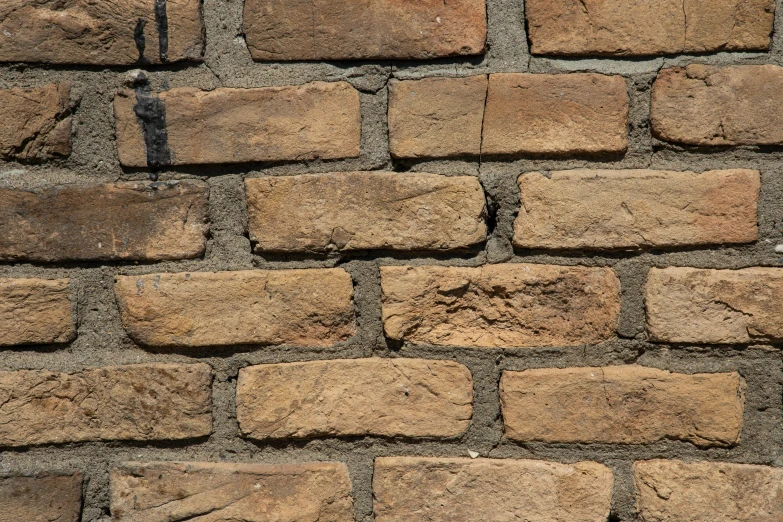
[1,0,783,520]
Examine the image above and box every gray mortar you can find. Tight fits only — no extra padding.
[1,0,783,520]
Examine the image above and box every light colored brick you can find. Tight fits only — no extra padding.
[0,278,74,346]
[0,473,82,522]
[0,83,71,161]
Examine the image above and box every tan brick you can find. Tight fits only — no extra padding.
[482,73,628,156]
[0,278,74,347]
[652,65,783,146]
[244,0,486,61]
[0,84,72,161]
[374,457,612,522]
[0,181,208,262]
[111,461,353,521]
[381,264,620,348]
[389,76,487,158]
[0,0,203,65]
[526,0,775,56]
[246,172,487,253]
[500,365,745,446]
[115,269,355,348]
[0,473,82,522]
[0,363,212,447]
[645,267,783,344]
[634,460,783,522]
[237,358,472,440]
[514,169,759,250]
[115,82,361,167]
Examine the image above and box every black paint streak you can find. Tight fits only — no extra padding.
[133,83,171,180]
[133,18,149,64]
[154,0,169,63]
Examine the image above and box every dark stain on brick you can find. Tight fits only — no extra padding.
[133,82,171,178]
[154,0,169,63]
[134,18,149,64]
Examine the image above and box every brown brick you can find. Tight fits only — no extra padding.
[0,84,72,161]
[652,65,783,146]
[381,264,620,348]
[0,473,82,522]
[526,0,775,56]
[115,82,360,167]
[0,363,212,447]
[244,0,486,61]
[0,181,208,262]
[645,267,783,344]
[482,73,628,156]
[237,358,472,440]
[0,278,74,346]
[634,460,783,522]
[111,461,353,521]
[115,269,355,348]
[0,0,203,65]
[246,172,487,253]
[514,169,759,250]
[374,457,612,522]
[500,366,745,446]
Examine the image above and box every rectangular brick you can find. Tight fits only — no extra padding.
[382,264,620,348]
[514,169,759,250]
[244,0,486,61]
[0,278,74,346]
[500,365,745,446]
[374,457,612,522]
[246,172,487,252]
[0,83,72,161]
[0,473,82,522]
[237,358,472,440]
[645,267,783,344]
[115,269,355,348]
[0,363,212,447]
[111,461,353,521]
[115,82,361,167]
[0,181,208,262]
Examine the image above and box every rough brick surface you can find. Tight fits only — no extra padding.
[374,457,613,522]
[0,473,82,522]
[500,366,745,446]
[246,172,487,252]
[115,269,355,348]
[0,363,212,447]
[381,264,621,348]
[0,278,74,346]
[111,461,353,521]
[0,83,72,161]
[237,358,473,440]
[513,169,759,250]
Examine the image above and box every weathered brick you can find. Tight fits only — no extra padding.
[514,169,759,250]
[526,0,775,56]
[634,460,783,522]
[0,473,82,522]
[237,358,472,440]
[0,83,72,161]
[652,65,783,146]
[244,0,486,61]
[645,267,783,344]
[482,73,629,156]
[246,172,487,252]
[115,82,361,167]
[0,181,208,262]
[0,363,212,447]
[374,457,612,522]
[115,269,355,348]
[381,264,620,348]
[111,461,353,521]
[0,0,203,65]
[0,278,74,346]
[500,365,745,446]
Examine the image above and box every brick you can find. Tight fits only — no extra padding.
[514,169,759,250]
[526,0,775,56]
[0,473,82,522]
[111,461,353,521]
[237,358,472,440]
[0,0,203,65]
[645,267,783,344]
[115,269,355,348]
[0,278,74,346]
[374,457,612,522]
[500,365,745,446]
[0,181,208,262]
[388,76,487,158]
[244,0,486,61]
[246,172,487,253]
[115,82,360,167]
[482,73,628,156]
[0,84,72,161]
[0,363,211,447]
[634,460,783,522]
[652,65,783,146]
[381,264,620,348]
